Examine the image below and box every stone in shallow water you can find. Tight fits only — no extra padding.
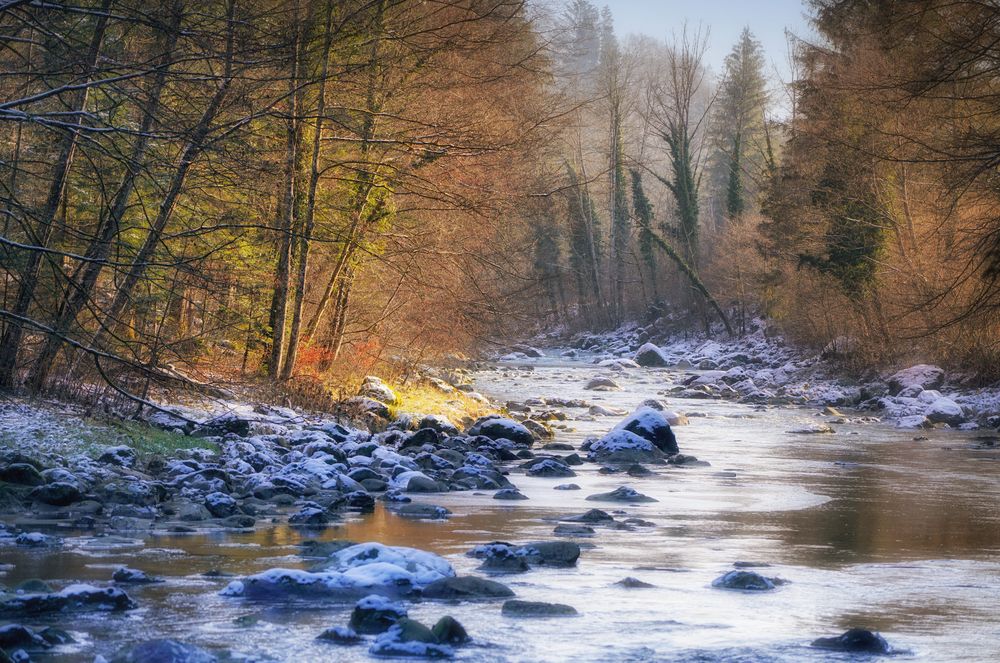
[394,503,451,520]
[585,486,658,503]
[492,488,528,501]
[431,616,469,645]
[0,585,136,617]
[560,508,615,524]
[317,626,362,645]
[811,629,893,655]
[112,567,163,584]
[350,594,408,634]
[369,619,454,658]
[501,599,578,618]
[420,576,514,601]
[614,577,655,589]
[710,570,777,591]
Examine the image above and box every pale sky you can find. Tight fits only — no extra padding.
[599,0,813,84]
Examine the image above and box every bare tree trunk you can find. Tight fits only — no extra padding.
[281,0,334,380]
[268,0,301,379]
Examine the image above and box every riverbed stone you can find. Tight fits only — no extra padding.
[350,594,408,634]
[28,481,83,506]
[492,488,528,500]
[112,567,163,584]
[369,619,453,659]
[634,343,670,367]
[0,463,44,486]
[431,616,469,645]
[501,599,578,618]
[711,570,777,591]
[420,576,514,601]
[586,486,658,503]
[811,629,892,654]
[468,416,534,446]
[0,585,137,617]
[394,503,451,520]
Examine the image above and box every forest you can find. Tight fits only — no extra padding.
[2,0,1000,406]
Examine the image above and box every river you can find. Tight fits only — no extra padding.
[3,354,1000,661]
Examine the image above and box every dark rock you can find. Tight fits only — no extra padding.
[113,567,163,584]
[288,505,330,527]
[0,585,136,617]
[553,524,594,536]
[395,503,451,520]
[811,629,892,655]
[560,509,614,524]
[110,639,217,663]
[0,624,47,650]
[478,547,530,575]
[28,481,83,506]
[203,492,237,518]
[317,626,362,645]
[492,488,528,501]
[431,616,469,645]
[634,343,669,367]
[614,577,654,589]
[586,486,657,503]
[350,594,408,634]
[553,483,580,491]
[711,570,776,591]
[501,599,577,618]
[221,514,255,529]
[420,576,514,601]
[524,458,576,478]
[0,463,44,486]
[370,619,453,659]
[468,416,534,447]
[616,406,678,454]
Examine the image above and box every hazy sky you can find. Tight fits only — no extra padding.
[599,0,814,84]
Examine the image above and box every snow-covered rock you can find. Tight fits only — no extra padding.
[924,396,964,425]
[633,343,669,367]
[221,543,454,601]
[467,416,534,446]
[888,364,945,396]
[611,406,678,454]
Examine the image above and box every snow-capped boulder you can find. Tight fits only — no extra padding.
[888,364,945,396]
[587,429,661,463]
[633,343,669,367]
[924,396,964,426]
[221,543,455,601]
[612,406,678,454]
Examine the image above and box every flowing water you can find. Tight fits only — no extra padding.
[3,355,1000,661]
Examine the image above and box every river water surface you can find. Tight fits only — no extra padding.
[3,355,1000,661]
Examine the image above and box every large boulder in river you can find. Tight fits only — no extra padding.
[613,406,678,454]
[887,364,945,396]
[467,416,534,446]
[587,430,662,464]
[223,543,454,601]
[633,343,669,367]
